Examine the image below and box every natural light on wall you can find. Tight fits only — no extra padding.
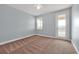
[37,17,43,30]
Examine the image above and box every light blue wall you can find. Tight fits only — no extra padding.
[0,4,72,43]
[72,4,79,53]
[0,5,35,43]
[36,8,71,38]
[36,13,56,37]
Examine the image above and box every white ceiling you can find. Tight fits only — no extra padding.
[7,4,72,16]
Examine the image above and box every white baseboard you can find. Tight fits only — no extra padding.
[0,34,34,45]
[35,34,54,38]
[71,40,79,54]
[0,34,72,46]
[0,34,53,45]
[36,34,70,41]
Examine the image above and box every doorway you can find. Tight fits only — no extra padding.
[55,9,71,40]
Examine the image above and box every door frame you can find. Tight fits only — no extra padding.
[55,9,71,40]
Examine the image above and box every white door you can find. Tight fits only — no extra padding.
[55,10,70,40]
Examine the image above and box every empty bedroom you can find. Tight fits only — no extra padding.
[0,4,79,54]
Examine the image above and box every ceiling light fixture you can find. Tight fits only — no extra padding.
[35,4,42,10]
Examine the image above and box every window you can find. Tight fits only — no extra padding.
[36,17,43,30]
[57,14,66,37]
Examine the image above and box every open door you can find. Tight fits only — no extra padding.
[57,14,66,38]
[55,10,71,40]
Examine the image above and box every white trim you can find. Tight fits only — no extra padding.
[0,34,72,47]
[37,34,78,53]
[36,34,70,41]
[0,34,34,45]
[35,34,54,38]
[71,40,79,54]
